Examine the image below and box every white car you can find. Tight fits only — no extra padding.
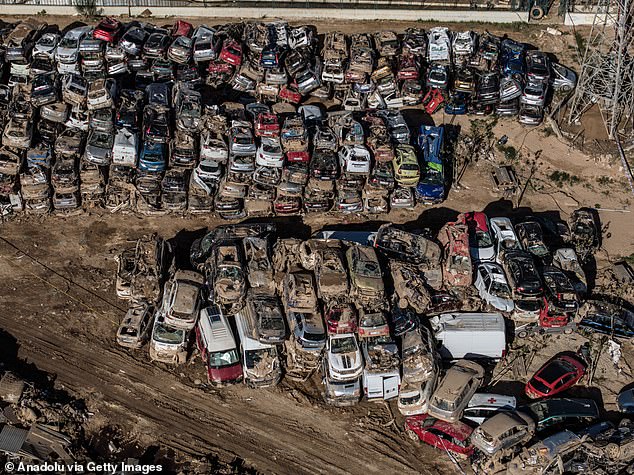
[520,80,547,107]
[288,26,314,49]
[200,131,228,163]
[427,27,451,62]
[474,263,515,313]
[33,32,60,59]
[192,25,217,62]
[56,26,92,65]
[256,137,284,168]
[397,362,438,416]
[338,144,371,175]
[87,78,117,111]
[490,217,522,264]
[326,333,363,381]
[452,30,476,57]
[161,270,205,331]
[463,393,517,425]
[194,159,222,184]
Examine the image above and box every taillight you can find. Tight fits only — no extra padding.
[502,349,506,357]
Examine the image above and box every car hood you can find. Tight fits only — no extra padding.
[416,182,444,199]
[209,362,242,383]
[328,351,362,372]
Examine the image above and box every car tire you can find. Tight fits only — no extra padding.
[564,327,574,334]
[406,428,419,443]
[560,85,572,93]
[605,442,620,459]
[518,330,529,338]
[530,6,545,20]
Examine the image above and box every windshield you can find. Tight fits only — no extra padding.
[154,322,185,344]
[476,231,493,248]
[245,348,276,368]
[90,133,111,148]
[209,349,239,367]
[433,397,455,411]
[331,336,356,354]
[491,281,511,298]
[59,38,78,49]
[400,393,421,405]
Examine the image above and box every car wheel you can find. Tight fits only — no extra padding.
[406,428,419,442]
[564,327,574,334]
[518,330,529,338]
[605,442,620,459]
[561,85,572,93]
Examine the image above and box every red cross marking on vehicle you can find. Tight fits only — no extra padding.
[487,397,497,404]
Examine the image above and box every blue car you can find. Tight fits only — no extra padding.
[138,141,167,172]
[416,126,445,204]
[579,300,634,340]
[500,39,526,76]
[444,93,468,115]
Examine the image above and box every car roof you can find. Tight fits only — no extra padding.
[479,412,530,438]
[468,393,517,409]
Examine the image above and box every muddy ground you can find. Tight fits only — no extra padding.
[0,15,633,475]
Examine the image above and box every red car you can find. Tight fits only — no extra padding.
[279,84,301,104]
[255,113,280,137]
[274,195,301,215]
[525,353,587,399]
[171,20,193,38]
[397,54,420,81]
[286,151,310,163]
[422,88,445,115]
[326,303,358,334]
[405,414,474,458]
[219,38,242,67]
[539,297,573,328]
[93,17,122,43]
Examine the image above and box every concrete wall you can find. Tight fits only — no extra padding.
[1,4,530,22]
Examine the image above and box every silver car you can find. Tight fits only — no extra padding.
[85,129,114,165]
[470,411,536,455]
[428,359,484,423]
[474,263,515,312]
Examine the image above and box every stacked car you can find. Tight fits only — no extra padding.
[0,19,578,218]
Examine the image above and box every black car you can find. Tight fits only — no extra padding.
[522,398,599,434]
[135,70,154,91]
[476,71,500,104]
[368,162,395,189]
[143,32,171,58]
[146,82,171,108]
[542,265,578,312]
[515,220,550,259]
[31,72,58,107]
[310,149,338,181]
[284,48,308,77]
[390,307,418,336]
[502,249,543,298]
[304,191,332,213]
[143,106,170,143]
[579,300,634,341]
[38,119,64,145]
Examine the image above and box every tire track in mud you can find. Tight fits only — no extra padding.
[0,311,447,474]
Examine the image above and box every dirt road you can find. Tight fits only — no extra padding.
[0,224,454,474]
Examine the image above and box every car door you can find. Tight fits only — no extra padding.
[383,375,399,400]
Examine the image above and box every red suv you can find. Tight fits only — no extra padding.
[219,38,242,67]
[525,353,587,399]
[93,17,122,43]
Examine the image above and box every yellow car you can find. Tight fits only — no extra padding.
[393,144,420,186]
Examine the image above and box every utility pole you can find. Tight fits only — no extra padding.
[568,0,634,140]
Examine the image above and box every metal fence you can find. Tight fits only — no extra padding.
[0,0,606,13]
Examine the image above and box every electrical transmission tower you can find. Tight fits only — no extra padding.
[568,0,634,140]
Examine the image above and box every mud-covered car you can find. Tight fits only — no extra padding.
[405,414,474,458]
[55,127,84,158]
[283,271,318,313]
[438,221,473,287]
[374,224,441,267]
[357,309,390,338]
[161,270,204,330]
[314,242,349,300]
[346,244,384,304]
[470,411,536,455]
[2,119,32,149]
[325,303,358,335]
[116,301,155,349]
[474,263,515,312]
[208,241,247,314]
[428,359,484,423]
[243,236,275,294]
[245,293,286,344]
[114,247,136,299]
[578,299,634,341]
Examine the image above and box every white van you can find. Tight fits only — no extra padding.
[196,306,243,384]
[463,393,517,425]
[363,369,400,401]
[112,128,138,167]
[234,312,281,388]
[430,312,507,360]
